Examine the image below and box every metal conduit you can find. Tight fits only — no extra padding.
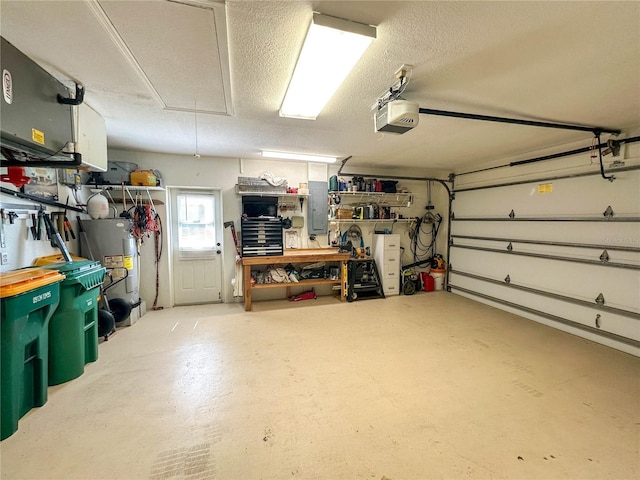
[452,215,640,222]
[452,164,640,193]
[451,235,640,253]
[450,243,640,270]
[448,284,640,349]
[449,269,640,320]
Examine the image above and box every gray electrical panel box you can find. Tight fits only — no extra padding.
[307,181,328,235]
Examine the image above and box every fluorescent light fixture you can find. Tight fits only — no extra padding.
[280,13,376,120]
[261,150,338,163]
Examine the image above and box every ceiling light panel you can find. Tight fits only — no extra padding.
[261,150,337,163]
[280,13,376,120]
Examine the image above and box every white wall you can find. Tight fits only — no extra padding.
[104,150,454,307]
[328,164,452,271]
[0,151,452,306]
[0,181,85,272]
[107,150,342,306]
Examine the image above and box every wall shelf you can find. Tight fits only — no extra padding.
[251,278,340,290]
[88,185,165,192]
[328,191,414,227]
[236,188,309,197]
[87,185,165,205]
[329,191,412,207]
[329,218,414,224]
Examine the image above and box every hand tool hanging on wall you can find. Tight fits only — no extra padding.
[42,213,72,262]
[63,197,76,240]
[64,216,76,239]
[0,209,5,248]
[36,210,43,240]
[42,213,54,246]
[30,213,37,240]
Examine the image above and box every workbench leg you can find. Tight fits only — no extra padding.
[243,265,252,311]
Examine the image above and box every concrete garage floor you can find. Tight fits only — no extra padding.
[1,292,638,480]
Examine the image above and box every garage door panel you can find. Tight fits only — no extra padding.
[451,289,639,357]
[451,221,640,248]
[450,168,639,354]
[449,252,639,312]
[453,171,640,218]
[452,236,640,266]
[449,275,639,342]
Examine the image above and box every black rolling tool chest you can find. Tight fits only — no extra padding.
[241,217,283,257]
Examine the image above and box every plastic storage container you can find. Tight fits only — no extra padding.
[32,253,87,266]
[36,260,106,386]
[430,268,446,290]
[130,169,157,186]
[420,271,435,292]
[1,268,65,440]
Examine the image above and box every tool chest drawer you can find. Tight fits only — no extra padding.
[241,218,283,257]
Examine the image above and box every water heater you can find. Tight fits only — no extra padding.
[79,218,140,307]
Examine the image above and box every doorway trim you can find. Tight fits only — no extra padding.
[166,186,225,306]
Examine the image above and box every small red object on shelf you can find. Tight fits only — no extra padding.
[288,290,317,302]
[0,166,31,188]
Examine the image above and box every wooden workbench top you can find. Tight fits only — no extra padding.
[241,248,350,265]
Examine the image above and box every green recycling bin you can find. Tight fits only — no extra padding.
[1,268,65,440]
[35,259,106,386]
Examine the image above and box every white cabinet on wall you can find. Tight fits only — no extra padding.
[373,233,401,296]
[77,103,107,172]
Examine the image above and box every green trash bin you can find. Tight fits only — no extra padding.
[1,268,65,441]
[36,260,106,386]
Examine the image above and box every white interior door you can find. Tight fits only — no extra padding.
[170,188,223,305]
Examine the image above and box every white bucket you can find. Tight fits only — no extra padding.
[87,193,109,219]
[431,269,445,290]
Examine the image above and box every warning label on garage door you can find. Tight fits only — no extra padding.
[537,183,553,194]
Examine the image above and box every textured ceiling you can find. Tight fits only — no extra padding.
[1,0,639,174]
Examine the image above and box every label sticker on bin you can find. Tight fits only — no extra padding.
[32,290,52,304]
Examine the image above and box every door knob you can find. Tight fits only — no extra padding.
[216,250,221,254]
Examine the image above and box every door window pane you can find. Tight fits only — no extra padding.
[177,194,216,250]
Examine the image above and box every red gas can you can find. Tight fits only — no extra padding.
[420,272,435,292]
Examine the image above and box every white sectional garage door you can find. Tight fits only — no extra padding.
[448,167,640,356]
